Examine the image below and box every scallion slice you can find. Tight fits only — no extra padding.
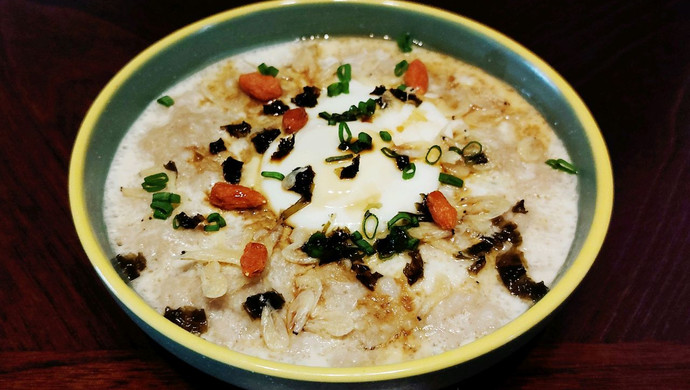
[327,64,352,97]
[425,145,442,164]
[397,32,413,53]
[325,154,354,163]
[337,63,351,82]
[257,62,279,77]
[338,122,352,143]
[387,212,419,229]
[362,210,379,239]
[402,163,416,180]
[141,172,169,192]
[152,192,180,203]
[381,147,398,158]
[545,158,578,174]
[379,131,392,142]
[439,172,464,187]
[204,212,227,232]
[351,231,375,255]
[261,171,285,180]
[150,201,174,219]
[394,60,409,77]
[156,95,174,107]
[461,141,483,158]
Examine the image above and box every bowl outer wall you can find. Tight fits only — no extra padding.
[69,0,614,386]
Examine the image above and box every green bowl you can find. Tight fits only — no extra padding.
[69,0,614,388]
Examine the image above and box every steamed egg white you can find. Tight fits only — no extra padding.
[260,80,448,234]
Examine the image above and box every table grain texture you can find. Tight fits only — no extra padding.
[1,0,689,389]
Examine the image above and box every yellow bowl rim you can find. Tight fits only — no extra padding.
[69,0,614,383]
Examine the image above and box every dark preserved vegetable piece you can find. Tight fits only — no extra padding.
[251,128,281,154]
[375,226,420,259]
[388,88,422,106]
[221,156,243,184]
[115,252,147,280]
[512,199,528,214]
[209,138,226,155]
[173,212,204,229]
[389,87,408,102]
[458,218,523,259]
[370,85,386,95]
[300,229,365,265]
[221,121,251,138]
[263,99,290,115]
[495,249,548,302]
[466,152,488,164]
[375,96,388,109]
[164,160,178,173]
[243,291,285,319]
[395,154,410,170]
[339,155,360,179]
[351,261,383,291]
[467,256,486,275]
[287,165,315,200]
[403,249,424,285]
[271,135,295,161]
[414,194,433,222]
[291,86,320,108]
[493,221,522,246]
[163,306,208,334]
[407,93,423,106]
[467,237,496,257]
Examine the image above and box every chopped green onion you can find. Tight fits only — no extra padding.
[141,172,169,192]
[351,231,375,255]
[357,132,372,147]
[546,158,578,174]
[261,171,285,180]
[397,84,407,91]
[156,95,174,107]
[152,192,181,203]
[203,224,220,232]
[394,60,409,77]
[337,63,351,82]
[150,201,174,219]
[257,62,279,77]
[397,32,413,53]
[379,131,392,142]
[204,213,227,232]
[327,64,352,97]
[425,145,442,164]
[327,82,344,97]
[142,183,166,192]
[325,154,354,163]
[338,122,352,143]
[381,147,398,158]
[153,209,169,220]
[362,210,379,239]
[439,172,464,187]
[387,212,419,229]
[143,172,169,184]
[448,146,463,156]
[402,163,416,180]
[461,141,483,158]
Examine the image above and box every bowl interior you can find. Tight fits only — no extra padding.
[70,0,612,385]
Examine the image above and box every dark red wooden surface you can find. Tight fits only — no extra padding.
[1,0,689,388]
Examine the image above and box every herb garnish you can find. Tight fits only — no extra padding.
[545,158,578,174]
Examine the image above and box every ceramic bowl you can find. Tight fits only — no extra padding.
[69,1,614,388]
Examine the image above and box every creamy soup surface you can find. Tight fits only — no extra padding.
[104,37,578,367]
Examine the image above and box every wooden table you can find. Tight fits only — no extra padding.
[1,0,688,388]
